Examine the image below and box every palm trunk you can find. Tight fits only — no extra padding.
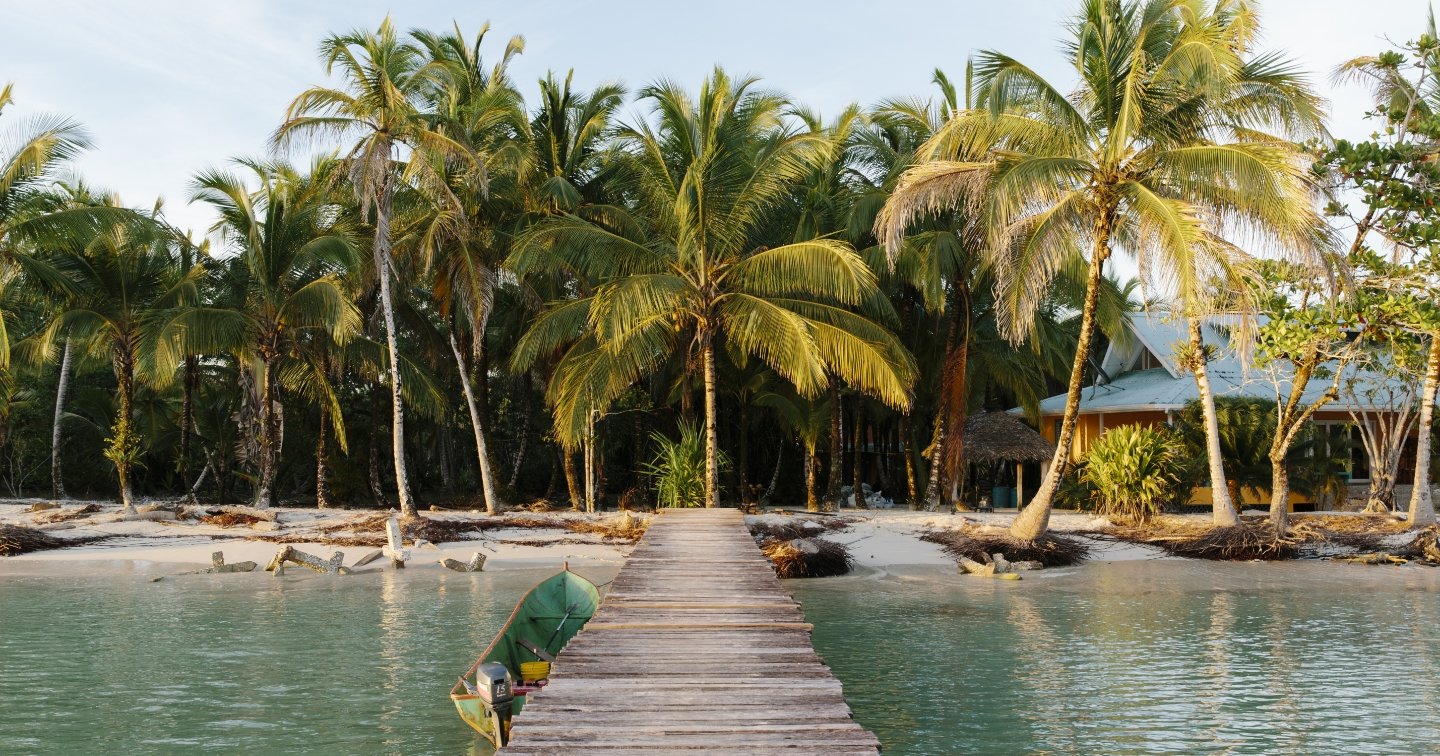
[942,286,973,509]
[738,403,751,505]
[762,443,782,505]
[1408,335,1440,528]
[450,331,500,514]
[372,168,415,517]
[1190,318,1239,527]
[702,338,720,508]
[805,445,818,512]
[902,415,919,510]
[316,403,332,509]
[852,409,865,509]
[50,338,72,499]
[508,380,531,491]
[110,348,137,513]
[563,449,582,511]
[1011,212,1112,541]
[923,414,945,510]
[179,356,197,491]
[826,385,842,508]
[254,354,280,509]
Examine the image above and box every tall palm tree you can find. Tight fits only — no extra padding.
[29,214,191,511]
[880,0,1325,539]
[275,17,472,516]
[168,158,360,507]
[512,69,916,508]
[406,23,527,513]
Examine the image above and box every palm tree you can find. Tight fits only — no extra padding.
[879,0,1325,539]
[406,23,527,513]
[275,17,472,517]
[512,69,916,508]
[169,158,360,507]
[29,214,191,511]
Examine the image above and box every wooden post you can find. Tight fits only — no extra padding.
[383,516,409,568]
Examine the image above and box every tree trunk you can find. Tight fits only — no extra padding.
[110,349,137,513]
[1190,318,1239,527]
[179,355,197,491]
[826,384,842,508]
[852,408,865,509]
[923,413,945,510]
[762,442,782,505]
[942,285,973,508]
[450,331,500,514]
[1268,456,1290,533]
[368,414,389,508]
[50,338,71,500]
[372,168,415,517]
[1011,212,1112,540]
[508,380,531,491]
[902,415,919,510]
[254,354,280,509]
[702,338,720,508]
[563,449,581,510]
[738,403,751,505]
[316,403,332,509]
[1408,335,1440,528]
[805,446,819,512]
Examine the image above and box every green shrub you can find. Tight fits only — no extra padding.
[640,421,728,508]
[1080,424,1185,521]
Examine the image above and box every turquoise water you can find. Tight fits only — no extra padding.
[2,561,1437,754]
[0,567,606,755]
[791,561,1440,755]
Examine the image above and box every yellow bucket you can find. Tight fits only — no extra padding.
[519,661,551,681]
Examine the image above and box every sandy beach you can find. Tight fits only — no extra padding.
[0,499,1175,578]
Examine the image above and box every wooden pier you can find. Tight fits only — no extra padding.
[503,508,880,754]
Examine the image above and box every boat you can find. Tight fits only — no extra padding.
[450,565,601,748]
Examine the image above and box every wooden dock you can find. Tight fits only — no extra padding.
[503,508,880,754]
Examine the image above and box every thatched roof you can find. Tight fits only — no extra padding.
[963,412,1054,465]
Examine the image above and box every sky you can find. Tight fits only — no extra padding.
[1,0,1434,237]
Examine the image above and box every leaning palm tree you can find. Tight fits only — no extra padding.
[275,17,472,516]
[512,69,916,508]
[164,158,361,507]
[879,0,1326,539]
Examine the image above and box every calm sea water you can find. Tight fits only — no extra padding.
[792,561,1440,755]
[1,561,1437,755]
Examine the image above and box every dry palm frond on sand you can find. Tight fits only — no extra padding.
[760,537,853,578]
[0,524,103,556]
[921,526,1090,567]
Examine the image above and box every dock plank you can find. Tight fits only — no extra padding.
[502,508,879,754]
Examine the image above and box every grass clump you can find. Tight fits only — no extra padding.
[760,537,853,578]
[921,526,1090,567]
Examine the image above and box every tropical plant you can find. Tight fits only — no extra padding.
[640,421,726,508]
[1080,423,1186,521]
[511,68,916,508]
[878,0,1327,539]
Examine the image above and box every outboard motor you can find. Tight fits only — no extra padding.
[475,661,516,744]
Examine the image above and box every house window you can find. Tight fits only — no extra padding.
[1315,422,1370,483]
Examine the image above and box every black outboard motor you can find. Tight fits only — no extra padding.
[475,661,516,744]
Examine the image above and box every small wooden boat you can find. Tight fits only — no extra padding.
[450,565,600,748]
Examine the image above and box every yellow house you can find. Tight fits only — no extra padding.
[1028,314,1412,512]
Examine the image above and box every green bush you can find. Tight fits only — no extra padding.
[640,421,728,508]
[1080,424,1186,521]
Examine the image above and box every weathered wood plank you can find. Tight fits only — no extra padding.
[501,508,878,754]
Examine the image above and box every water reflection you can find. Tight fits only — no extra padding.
[794,560,1440,756]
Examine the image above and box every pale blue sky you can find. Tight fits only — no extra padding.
[2,0,1433,235]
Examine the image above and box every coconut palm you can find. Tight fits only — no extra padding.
[512,69,916,508]
[28,214,191,510]
[275,17,474,516]
[879,0,1326,539]
[167,158,360,507]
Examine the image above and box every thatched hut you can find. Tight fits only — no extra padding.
[962,412,1055,509]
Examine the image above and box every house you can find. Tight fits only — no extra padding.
[1027,313,1421,511]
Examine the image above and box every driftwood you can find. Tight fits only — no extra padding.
[94,510,178,523]
[265,545,345,574]
[207,551,257,573]
[353,550,385,567]
[440,552,487,572]
[383,517,409,568]
[957,555,995,576]
[26,501,60,512]
[208,505,278,522]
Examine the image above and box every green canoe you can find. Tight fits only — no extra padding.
[450,565,600,748]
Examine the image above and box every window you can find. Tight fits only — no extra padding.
[1314,422,1370,483]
